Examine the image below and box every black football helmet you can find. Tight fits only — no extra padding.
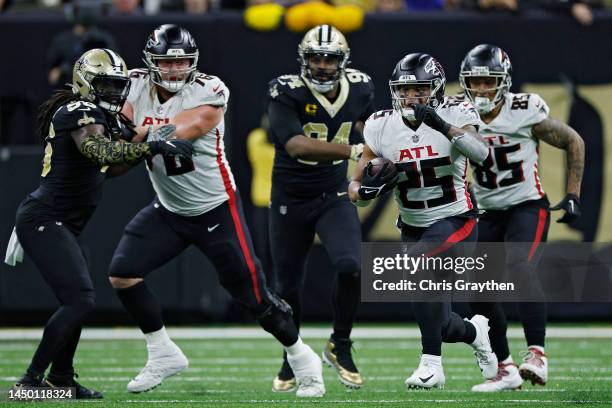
[389,53,446,121]
[459,44,512,114]
[143,24,199,93]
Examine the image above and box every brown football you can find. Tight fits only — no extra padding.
[367,157,397,178]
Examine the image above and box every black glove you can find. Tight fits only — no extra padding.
[148,139,194,159]
[358,162,399,200]
[414,104,451,135]
[550,193,581,223]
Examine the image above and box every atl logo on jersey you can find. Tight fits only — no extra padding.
[399,145,440,161]
[142,117,170,126]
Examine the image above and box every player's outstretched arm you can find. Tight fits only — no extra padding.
[72,124,193,166]
[171,105,224,141]
[532,118,585,197]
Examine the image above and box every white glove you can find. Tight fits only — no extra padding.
[350,143,364,161]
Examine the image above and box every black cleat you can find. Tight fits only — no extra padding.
[14,372,44,388]
[44,373,103,399]
[271,353,297,393]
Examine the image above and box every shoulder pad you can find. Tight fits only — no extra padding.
[52,101,108,133]
[508,93,549,127]
[268,75,307,99]
[183,74,230,110]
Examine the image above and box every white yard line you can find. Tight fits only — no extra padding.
[0,326,611,340]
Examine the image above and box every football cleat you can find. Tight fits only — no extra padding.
[44,373,103,399]
[11,372,44,401]
[322,337,364,388]
[468,315,498,379]
[405,355,445,389]
[471,363,523,392]
[519,347,548,385]
[286,344,325,397]
[272,355,297,393]
[127,341,188,393]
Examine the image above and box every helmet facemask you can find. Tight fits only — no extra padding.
[460,68,511,115]
[390,78,444,121]
[299,51,347,93]
[89,75,131,113]
[144,52,199,93]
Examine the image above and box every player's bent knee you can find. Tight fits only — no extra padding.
[108,276,143,289]
[335,258,360,277]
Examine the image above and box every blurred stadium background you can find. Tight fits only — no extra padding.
[1,0,612,327]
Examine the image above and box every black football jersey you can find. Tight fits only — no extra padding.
[29,99,122,232]
[267,69,375,198]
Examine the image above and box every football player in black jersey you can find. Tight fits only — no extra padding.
[9,48,192,398]
[267,24,375,391]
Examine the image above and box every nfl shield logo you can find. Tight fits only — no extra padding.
[280,205,287,215]
[412,134,420,143]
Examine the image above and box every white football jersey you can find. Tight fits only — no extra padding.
[127,69,235,216]
[364,97,480,227]
[470,92,549,210]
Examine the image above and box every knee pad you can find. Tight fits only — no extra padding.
[256,291,293,335]
[335,258,360,277]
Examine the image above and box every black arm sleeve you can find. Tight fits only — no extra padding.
[267,97,304,147]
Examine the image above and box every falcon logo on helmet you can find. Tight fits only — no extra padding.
[72,48,130,114]
[143,24,199,93]
[298,24,350,94]
[459,44,513,115]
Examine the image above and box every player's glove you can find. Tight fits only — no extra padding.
[414,104,451,135]
[358,162,398,200]
[550,193,581,223]
[148,139,194,159]
[350,143,364,161]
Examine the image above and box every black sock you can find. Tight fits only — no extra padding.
[442,312,476,344]
[280,289,302,332]
[332,274,360,339]
[471,302,510,361]
[412,302,444,356]
[28,297,94,376]
[519,302,546,348]
[49,326,81,379]
[115,281,163,334]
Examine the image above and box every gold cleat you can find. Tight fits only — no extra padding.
[272,376,297,393]
[322,338,364,389]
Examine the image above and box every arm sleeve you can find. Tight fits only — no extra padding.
[523,94,550,130]
[267,96,303,147]
[80,133,151,166]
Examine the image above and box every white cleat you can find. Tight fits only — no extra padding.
[519,347,548,386]
[127,342,188,393]
[471,363,523,392]
[468,314,498,379]
[405,355,445,389]
[287,345,325,398]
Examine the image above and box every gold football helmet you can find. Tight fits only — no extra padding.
[298,25,350,93]
[72,48,130,113]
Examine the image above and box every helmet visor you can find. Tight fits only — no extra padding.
[90,76,131,111]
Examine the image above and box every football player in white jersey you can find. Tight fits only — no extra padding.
[107,24,325,397]
[348,53,497,389]
[460,44,584,392]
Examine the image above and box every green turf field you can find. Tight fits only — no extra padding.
[1,329,611,407]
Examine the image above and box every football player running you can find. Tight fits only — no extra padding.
[8,48,192,398]
[459,44,584,392]
[108,25,325,397]
[348,53,498,390]
[267,24,375,391]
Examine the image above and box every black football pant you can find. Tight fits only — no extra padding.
[109,193,297,346]
[15,200,95,379]
[470,198,550,361]
[269,185,362,340]
[401,212,478,356]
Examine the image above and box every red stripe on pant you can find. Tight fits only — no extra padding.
[527,208,548,262]
[215,129,262,304]
[425,218,477,257]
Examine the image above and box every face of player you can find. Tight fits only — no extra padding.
[395,84,431,108]
[306,54,341,84]
[156,58,192,82]
[467,77,498,101]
